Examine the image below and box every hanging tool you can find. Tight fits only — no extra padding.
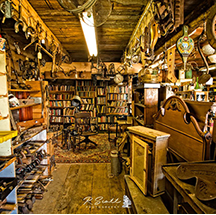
[153,0,175,36]
[198,30,211,84]
[0,0,13,23]
[14,1,26,33]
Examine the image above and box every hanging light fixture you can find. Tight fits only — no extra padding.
[79,10,98,57]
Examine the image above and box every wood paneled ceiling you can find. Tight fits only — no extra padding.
[27,0,214,64]
[28,0,146,62]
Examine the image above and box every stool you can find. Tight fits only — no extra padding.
[108,124,121,143]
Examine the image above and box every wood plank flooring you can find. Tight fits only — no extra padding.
[32,163,127,214]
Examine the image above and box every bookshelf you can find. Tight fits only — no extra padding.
[106,85,129,115]
[48,83,76,130]
[96,82,107,131]
[133,83,160,127]
[47,80,131,132]
[77,80,96,117]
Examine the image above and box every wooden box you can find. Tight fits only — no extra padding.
[128,126,170,197]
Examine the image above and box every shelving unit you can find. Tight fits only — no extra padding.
[106,85,129,115]
[7,77,52,212]
[9,81,48,130]
[46,79,131,132]
[77,80,96,117]
[0,51,18,214]
[133,83,160,127]
[48,83,76,130]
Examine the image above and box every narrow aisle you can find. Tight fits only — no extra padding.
[32,163,127,214]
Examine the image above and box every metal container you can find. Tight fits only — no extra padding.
[110,150,121,176]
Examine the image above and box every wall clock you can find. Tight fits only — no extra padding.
[114,73,123,84]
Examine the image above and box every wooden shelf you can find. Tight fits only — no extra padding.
[107,113,128,115]
[97,104,106,105]
[0,94,8,98]
[0,115,9,121]
[49,122,63,124]
[107,92,128,94]
[12,128,46,150]
[17,166,47,190]
[77,90,95,92]
[49,91,75,93]
[0,157,16,172]
[10,103,40,110]
[8,89,40,92]
[49,99,73,101]
[135,118,144,125]
[80,96,95,98]
[48,106,64,109]
[107,99,127,101]
[97,95,106,97]
[135,103,145,108]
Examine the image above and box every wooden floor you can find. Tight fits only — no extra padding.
[32,163,127,214]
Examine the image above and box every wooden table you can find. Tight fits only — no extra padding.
[162,164,216,214]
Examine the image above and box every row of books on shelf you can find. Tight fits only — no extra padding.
[49,85,75,91]
[97,97,106,104]
[107,107,128,113]
[50,109,62,115]
[97,88,105,95]
[82,98,94,104]
[64,117,75,123]
[50,116,63,123]
[107,94,128,100]
[77,80,92,86]
[108,101,127,107]
[49,93,74,100]
[97,105,106,114]
[106,85,128,93]
[97,116,117,123]
[77,86,96,91]
[78,92,95,97]
[63,108,76,116]
[98,124,108,130]
[80,104,94,111]
[49,101,72,107]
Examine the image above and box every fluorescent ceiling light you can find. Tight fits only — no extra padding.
[80,11,98,57]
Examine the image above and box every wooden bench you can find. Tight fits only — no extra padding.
[124,175,169,214]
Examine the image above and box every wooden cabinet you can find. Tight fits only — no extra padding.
[128,126,170,197]
[133,83,160,127]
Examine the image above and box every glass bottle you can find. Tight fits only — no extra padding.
[194,77,199,89]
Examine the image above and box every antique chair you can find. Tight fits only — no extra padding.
[74,112,98,148]
[62,96,82,151]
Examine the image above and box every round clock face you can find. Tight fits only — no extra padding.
[114,74,123,84]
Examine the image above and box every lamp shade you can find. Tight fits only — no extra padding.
[72,95,82,107]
